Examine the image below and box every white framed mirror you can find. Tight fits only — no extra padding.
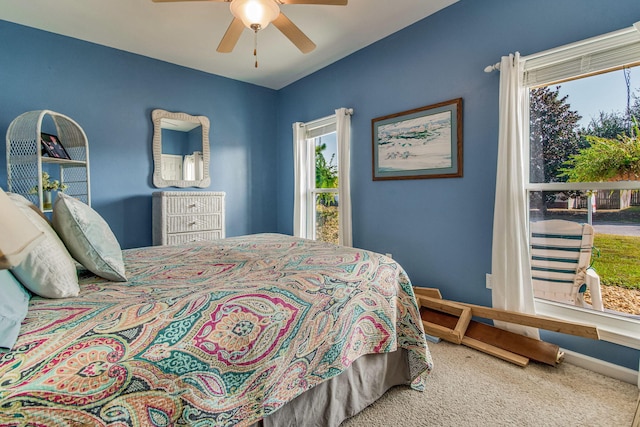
[152,109,211,188]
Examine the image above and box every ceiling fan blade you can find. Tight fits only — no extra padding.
[272,12,316,54]
[152,0,227,3]
[278,0,347,5]
[217,18,244,53]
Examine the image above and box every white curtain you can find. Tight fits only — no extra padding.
[336,108,353,247]
[183,151,203,181]
[183,155,195,181]
[194,151,204,180]
[293,122,309,238]
[491,53,539,338]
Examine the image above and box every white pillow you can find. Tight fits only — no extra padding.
[8,193,80,298]
[52,193,127,282]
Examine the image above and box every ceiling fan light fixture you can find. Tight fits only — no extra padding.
[230,0,280,30]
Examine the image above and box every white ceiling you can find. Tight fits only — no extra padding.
[0,0,458,90]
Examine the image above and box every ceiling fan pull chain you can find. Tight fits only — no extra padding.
[254,28,259,68]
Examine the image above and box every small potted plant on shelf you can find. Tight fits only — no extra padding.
[29,172,68,210]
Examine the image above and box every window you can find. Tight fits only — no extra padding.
[311,132,339,244]
[293,109,352,246]
[523,23,640,346]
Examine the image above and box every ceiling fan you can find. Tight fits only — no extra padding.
[152,0,348,65]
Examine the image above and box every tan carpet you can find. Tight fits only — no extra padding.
[342,341,638,427]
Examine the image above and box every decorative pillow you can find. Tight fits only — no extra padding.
[7,193,79,298]
[52,193,127,282]
[0,270,30,349]
[20,195,51,223]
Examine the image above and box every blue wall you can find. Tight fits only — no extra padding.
[0,20,278,249]
[276,0,640,369]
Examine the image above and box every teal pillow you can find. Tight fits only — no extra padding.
[0,270,30,349]
[52,193,127,282]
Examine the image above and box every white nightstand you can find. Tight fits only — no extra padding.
[152,191,225,245]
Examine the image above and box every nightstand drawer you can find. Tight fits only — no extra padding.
[167,230,224,245]
[167,214,222,233]
[165,195,223,215]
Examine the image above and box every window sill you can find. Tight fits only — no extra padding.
[535,299,640,350]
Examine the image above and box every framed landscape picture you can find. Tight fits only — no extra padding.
[40,132,70,160]
[372,98,462,180]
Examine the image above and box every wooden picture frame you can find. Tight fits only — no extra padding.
[372,98,462,180]
[40,132,70,160]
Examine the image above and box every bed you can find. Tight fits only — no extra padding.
[0,232,432,426]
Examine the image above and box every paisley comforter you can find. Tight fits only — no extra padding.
[0,233,432,426]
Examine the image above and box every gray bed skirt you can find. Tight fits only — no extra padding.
[250,349,411,427]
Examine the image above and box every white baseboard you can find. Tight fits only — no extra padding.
[562,349,639,387]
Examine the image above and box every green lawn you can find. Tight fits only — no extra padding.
[592,233,640,290]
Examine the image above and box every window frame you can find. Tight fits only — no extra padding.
[522,22,640,348]
[300,117,340,242]
[308,185,339,241]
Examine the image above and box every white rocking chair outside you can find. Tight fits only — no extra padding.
[530,219,604,311]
